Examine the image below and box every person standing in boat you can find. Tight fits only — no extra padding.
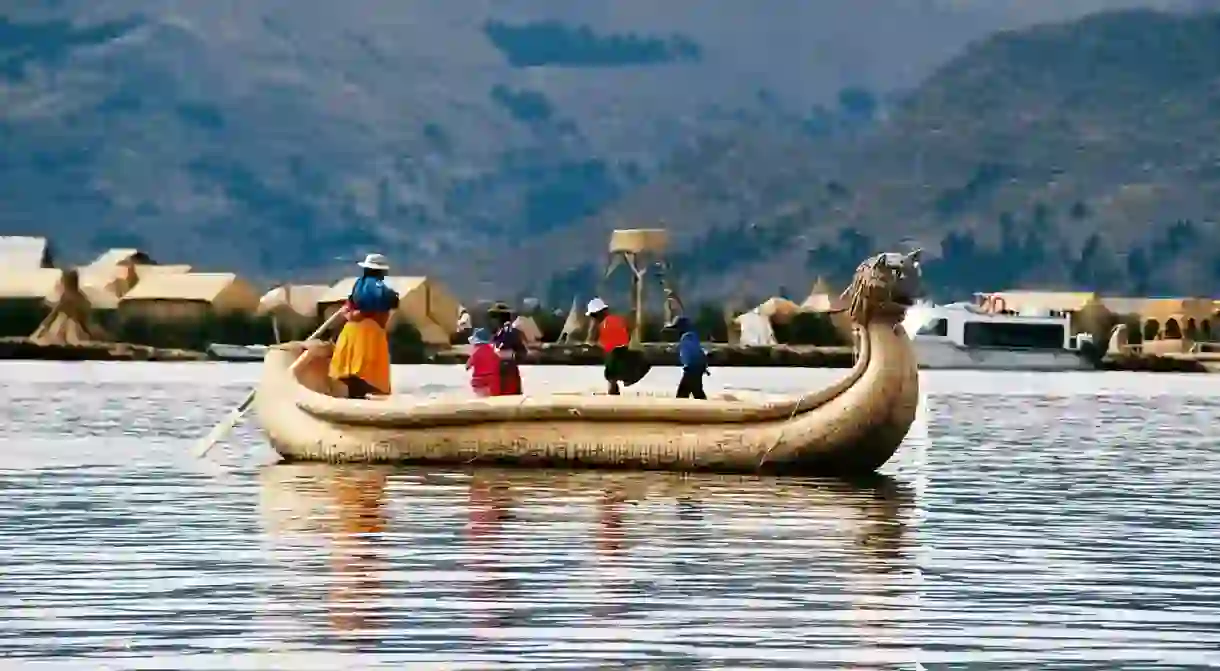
[587,297,637,395]
[489,302,527,396]
[666,315,709,399]
[328,254,400,399]
[465,327,502,397]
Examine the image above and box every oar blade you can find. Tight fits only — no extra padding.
[193,406,246,459]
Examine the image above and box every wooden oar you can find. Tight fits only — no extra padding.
[193,309,347,459]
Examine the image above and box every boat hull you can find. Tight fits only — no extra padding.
[912,339,1092,371]
[252,250,926,477]
[254,315,918,476]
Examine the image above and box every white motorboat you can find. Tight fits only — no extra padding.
[901,298,1095,371]
[206,343,269,362]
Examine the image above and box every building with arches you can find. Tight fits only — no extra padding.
[1103,297,1218,344]
[975,290,1220,348]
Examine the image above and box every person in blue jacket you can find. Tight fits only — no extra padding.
[667,315,709,400]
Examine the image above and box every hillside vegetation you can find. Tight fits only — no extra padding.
[0,2,1216,303]
[523,9,1220,303]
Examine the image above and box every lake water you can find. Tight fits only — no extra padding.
[1,363,1218,670]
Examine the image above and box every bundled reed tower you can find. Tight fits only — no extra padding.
[597,228,681,345]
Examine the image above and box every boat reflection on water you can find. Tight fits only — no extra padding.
[465,476,526,631]
[840,476,913,671]
[597,485,629,556]
[257,464,915,665]
[325,468,390,633]
[258,465,393,638]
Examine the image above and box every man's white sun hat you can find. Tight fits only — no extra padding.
[586,297,609,316]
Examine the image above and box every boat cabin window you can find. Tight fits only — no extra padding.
[917,318,948,336]
[963,322,1066,349]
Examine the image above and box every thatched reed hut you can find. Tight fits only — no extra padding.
[799,277,844,312]
[75,264,136,311]
[0,236,54,269]
[0,268,64,303]
[258,284,329,341]
[77,249,192,311]
[512,314,544,345]
[118,272,261,322]
[754,296,803,324]
[0,268,114,339]
[556,296,585,344]
[133,264,192,277]
[29,269,108,345]
[318,276,461,346]
[84,248,155,270]
[800,276,851,339]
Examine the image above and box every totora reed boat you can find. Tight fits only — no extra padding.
[254,250,925,476]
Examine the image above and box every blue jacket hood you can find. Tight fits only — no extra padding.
[677,327,706,369]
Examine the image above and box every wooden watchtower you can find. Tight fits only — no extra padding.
[596,228,681,345]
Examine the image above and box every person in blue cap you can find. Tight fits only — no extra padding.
[666,315,709,399]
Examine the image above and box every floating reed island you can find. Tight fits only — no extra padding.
[2,235,1218,372]
[0,337,204,362]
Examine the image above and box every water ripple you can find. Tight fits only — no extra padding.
[1,363,1219,668]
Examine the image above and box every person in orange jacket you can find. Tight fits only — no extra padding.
[586,297,650,395]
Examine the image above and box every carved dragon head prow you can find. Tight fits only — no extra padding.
[840,248,925,326]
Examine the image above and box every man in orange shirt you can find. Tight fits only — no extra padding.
[587,297,649,395]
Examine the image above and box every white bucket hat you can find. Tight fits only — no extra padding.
[357,253,390,271]
[586,297,609,316]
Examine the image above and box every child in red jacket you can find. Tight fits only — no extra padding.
[466,328,501,397]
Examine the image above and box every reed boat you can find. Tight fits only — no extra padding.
[254,250,925,476]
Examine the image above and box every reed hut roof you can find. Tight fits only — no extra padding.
[85,248,154,269]
[0,268,64,300]
[0,236,52,270]
[319,276,463,345]
[133,264,192,277]
[121,272,248,304]
[512,314,543,344]
[76,265,134,310]
[558,296,584,341]
[257,284,329,318]
[755,296,803,323]
[319,276,430,304]
[800,276,844,313]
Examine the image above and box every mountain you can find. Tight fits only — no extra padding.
[0,1,1214,302]
[517,7,1220,303]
